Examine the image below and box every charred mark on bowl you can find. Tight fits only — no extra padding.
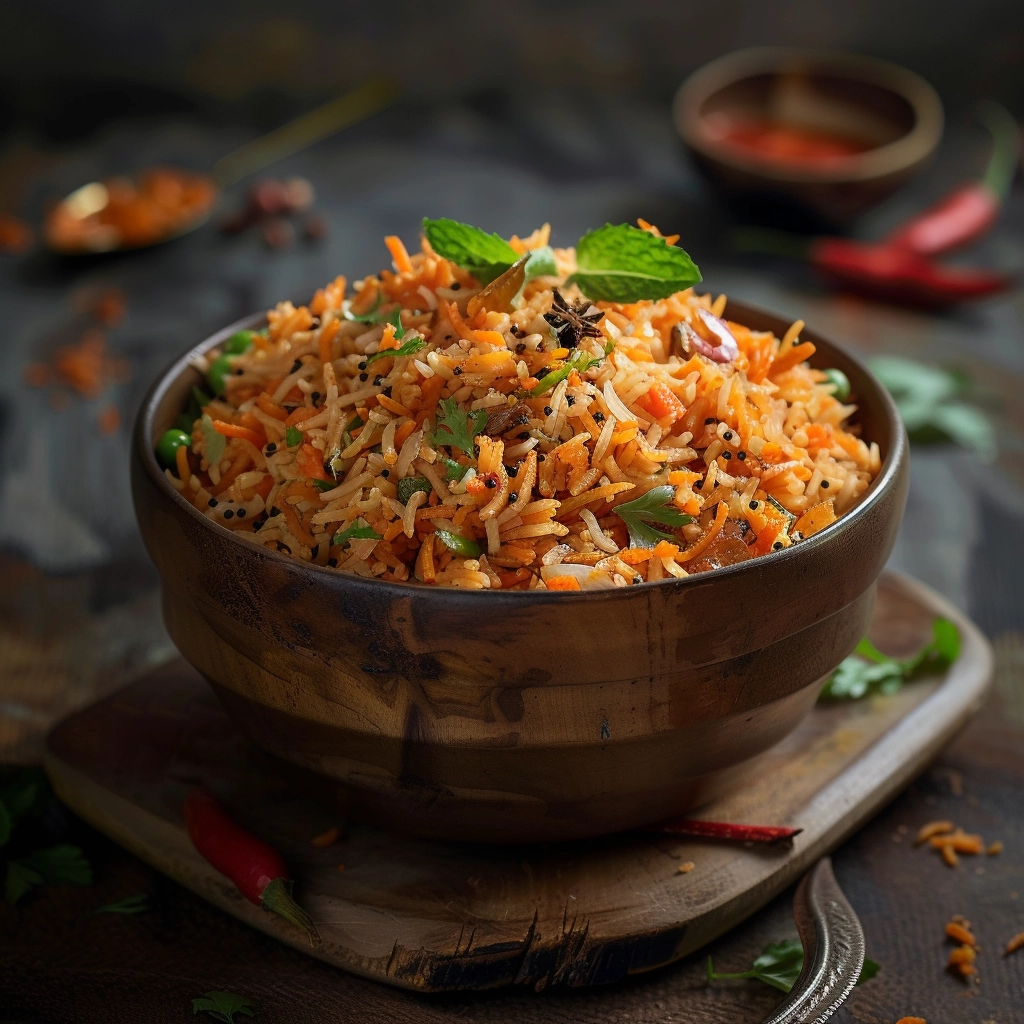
[600,719,611,740]
[494,687,526,722]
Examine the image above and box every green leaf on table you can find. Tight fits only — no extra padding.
[92,893,151,915]
[5,861,44,905]
[820,617,960,701]
[707,938,880,993]
[868,356,995,461]
[422,217,519,284]
[430,397,488,456]
[568,223,702,303]
[200,414,226,465]
[192,990,255,1023]
[19,844,92,886]
[613,485,692,549]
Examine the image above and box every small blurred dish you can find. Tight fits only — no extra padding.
[674,48,944,226]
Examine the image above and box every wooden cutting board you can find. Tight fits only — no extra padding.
[43,572,991,993]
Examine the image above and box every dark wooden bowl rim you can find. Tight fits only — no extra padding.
[134,302,906,606]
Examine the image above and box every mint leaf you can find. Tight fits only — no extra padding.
[365,335,426,366]
[93,893,151,915]
[6,861,44,905]
[707,939,879,993]
[333,519,382,547]
[430,397,487,456]
[192,990,254,1023]
[200,414,226,465]
[569,223,701,303]
[423,217,519,283]
[821,617,960,700]
[20,844,92,886]
[285,425,303,448]
[613,485,692,549]
[523,245,557,280]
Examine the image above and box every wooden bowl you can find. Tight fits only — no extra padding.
[132,302,908,843]
[673,48,944,226]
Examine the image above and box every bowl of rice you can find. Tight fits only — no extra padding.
[133,219,908,843]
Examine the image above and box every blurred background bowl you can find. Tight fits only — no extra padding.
[674,47,944,227]
[132,302,908,845]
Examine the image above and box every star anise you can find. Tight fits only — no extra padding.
[543,289,604,349]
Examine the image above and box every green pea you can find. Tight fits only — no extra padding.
[823,368,851,403]
[156,428,192,469]
[434,527,482,559]
[207,354,233,395]
[224,330,256,354]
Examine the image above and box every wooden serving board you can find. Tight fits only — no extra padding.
[43,572,991,993]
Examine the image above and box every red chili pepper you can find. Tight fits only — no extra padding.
[183,786,321,945]
[734,228,1012,308]
[651,818,803,844]
[886,103,1020,257]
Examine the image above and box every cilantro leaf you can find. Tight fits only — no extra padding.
[613,485,692,548]
[423,218,520,284]
[439,455,467,482]
[192,990,254,1023]
[343,293,383,324]
[397,477,432,505]
[569,223,702,303]
[707,939,879,993]
[365,335,426,366]
[529,348,604,398]
[820,617,960,701]
[430,397,487,456]
[93,893,151,915]
[333,520,383,547]
[200,414,226,465]
[434,527,482,558]
[285,425,303,448]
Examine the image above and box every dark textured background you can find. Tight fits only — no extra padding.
[0,2,1022,1020]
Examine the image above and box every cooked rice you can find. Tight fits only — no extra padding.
[164,224,881,590]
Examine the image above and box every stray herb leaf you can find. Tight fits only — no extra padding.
[422,218,519,284]
[613,485,692,548]
[333,520,383,547]
[569,223,702,303]
[430,397,487,456]
[285,425,303,448]
[707,939,879,993]
[5,844,92,905]
[191,990,255,1023]
[820,617,961,700]
[200,414,226,465]
[92,893,151,915]
[365,335,426,366]
[313,479,335,492]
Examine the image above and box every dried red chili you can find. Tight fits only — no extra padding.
[650,818,803,843]
[183,787,320,945]
[886,103,1020,257]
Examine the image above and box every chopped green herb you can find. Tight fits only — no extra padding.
[529,348,603,398]
[333,520,383,547]
[312,479,335,492]
[613,485,692,548]
[568,223,702,303]
[365,335,426,366]
[822,368,851,402]
[434,527,482,559]
[191,990,255,1023]
[430,397,487,456]
[439,455,466,482]
[285,425,303,448]
[5,844,92,905]
[820,617,961,701]
[92,893,151,915]
[397,476,432,505]
[200,414,226,465]
[707,939,879,993]
[869,356,995,461]
[343,293,383,324]
[422,217,519,284]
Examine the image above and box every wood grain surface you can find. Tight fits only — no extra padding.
[42,572,990,993]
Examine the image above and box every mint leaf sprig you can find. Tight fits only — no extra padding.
[820,617,960,701]
[613,485,692,549]
[423,218,701,303]
[707,938,879,993]
[430,396,488,456]
[192,990,254,1023]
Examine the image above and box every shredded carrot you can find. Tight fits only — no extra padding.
[212,420,264,446]
[385,235,414,275]
[678,501,728,562]
[1006,931,1024,955]
[915,821,954,845]
[794,500,837,538]
[296,443,329,481]
[311,826,341,848]
[175,444,191,486]
[770,341,817,376]
[393,419,417,449]
[638,382,685,422]
[318,318,341,365]
[282,502,317,548]
[285,406,319,426]
[946,921,977,947]
[545,574,582,591]
[377,394,414,417]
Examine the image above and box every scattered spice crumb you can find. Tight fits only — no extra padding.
[895,1018,927,1024]
[1005,931,1024,956]
[0,212,34,253]
[311,826,341,848]
[941,845,959,867]
[97,405,120,436]
[676,861,695,874]
[947,943,977,980]
[987,841,1003,856]
[915,820,954,845]
[945,918,977,947]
